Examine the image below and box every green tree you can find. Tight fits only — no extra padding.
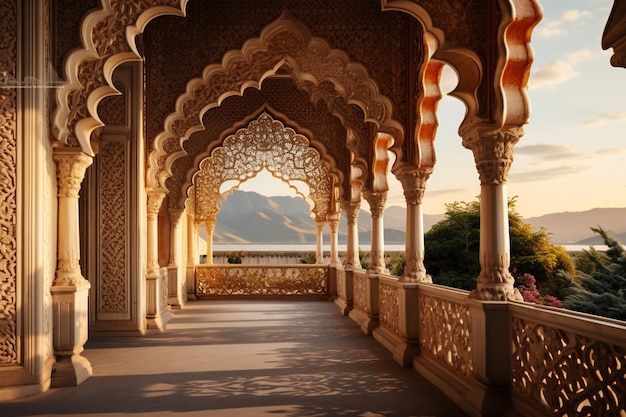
[424,201,480,290]
[424,198,575,293]
[563,226,626,320]
[386,253,406,277]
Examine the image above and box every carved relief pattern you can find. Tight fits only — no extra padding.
[419,292,473,378]
[397,167,432,206]
[99,141,128,313]
[194,113,332,222]
[166,79,350,210]
[336,268,346,299]
[353,273,368,312]
[54,151,93,198]
[511,316,626,416]
[98,81,127,126]
[463,128,522,185]
[56,0,182,147]
[149,15,398,192]
[0,0,18,365]
[196,266,329,297]
[379,282,400,334]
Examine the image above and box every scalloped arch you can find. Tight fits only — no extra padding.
[382,0,542,135]
[52,0,188,156]
[147,11,403,191]
[176,105,344,211]
[191,113,335,222]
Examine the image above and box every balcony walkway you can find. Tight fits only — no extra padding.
[1,300,468,417]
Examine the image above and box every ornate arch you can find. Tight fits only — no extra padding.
[176,104,343,211]
[147,11,402,191]
[191,113,334,222]
[381,0,541,134]
[52,0,188,155]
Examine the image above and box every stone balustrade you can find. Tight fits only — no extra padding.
[332,266,626,417]
[195,264,332,298]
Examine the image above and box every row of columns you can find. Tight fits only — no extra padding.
[49,124,521,386]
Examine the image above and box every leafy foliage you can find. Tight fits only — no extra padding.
[424,198,575,294]
[386,253,406,277]
[563,226,626,320]
[300,252,317,264]
[227,250,242,264]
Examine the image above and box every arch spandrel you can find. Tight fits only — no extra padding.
[192,113,334,223]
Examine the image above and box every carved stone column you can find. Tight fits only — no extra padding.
[364,191,389,274]
[146,189,166,332]
[397,167,433,283]
[328,212,341,267]
[463,128,523,301]
[167,209,184,308]
[204,219,216,265]
[342,200,362,269]
[315,220,325,264]
[186,214,198,301]
[51,147,93,387]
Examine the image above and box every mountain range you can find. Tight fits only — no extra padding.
[212,190,626,245]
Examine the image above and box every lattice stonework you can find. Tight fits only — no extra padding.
[196,266,329,297]
[194,112,332,221]
[511,317,626,416]
[0,0,18,365]
[379,282,400,334]
[353,274,368,312]
[98,140,128,314]
[419,292,473,378]
[336,268,346,299]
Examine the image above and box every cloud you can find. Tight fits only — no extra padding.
[529,61,579,90]
[535,9,592,39]
[566,49,594,64]
[582,111,626,126]
[425,188,473,197]
[509,165,589,183]
[515,144,584,161]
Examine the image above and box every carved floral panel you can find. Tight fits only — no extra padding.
[196,266,329,297]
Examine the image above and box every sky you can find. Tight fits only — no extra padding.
[237,0,626,219]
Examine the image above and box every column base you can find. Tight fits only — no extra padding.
[51,354,92,388]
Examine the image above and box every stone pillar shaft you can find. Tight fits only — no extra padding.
[364,191,388,274]
[146,189,166,332]
[463,128,523,301]
[51,148,93,387]
[343,201,362,269]
[397,167,432,283]
[315,221,324,264]
[328,213,341,266]
[204,220,216,265]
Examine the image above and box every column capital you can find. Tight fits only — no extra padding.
[396,166,433,206]
[342,200,361,225]
[147,188,167,217]
[462,127,523,185]
[53,147,93,198]
[363,191,387,218]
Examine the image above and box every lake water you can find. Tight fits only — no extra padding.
[212,244,607,253]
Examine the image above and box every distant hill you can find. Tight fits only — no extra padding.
[211,190,626,246]
[214,190,412,243]
[524,208,626,245]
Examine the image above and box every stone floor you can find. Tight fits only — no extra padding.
[0,300,468,417]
